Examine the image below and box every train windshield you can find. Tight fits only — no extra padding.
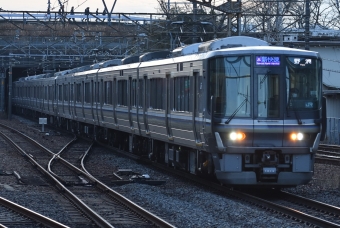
[286,57,321,111]
[209,55,251,117]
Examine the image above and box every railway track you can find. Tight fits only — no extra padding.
[0,196,68,227]
[95,140,340,227]
[316,144,340,165]
[3,115,340,227]
[51,139,174,227]
[0,122,175,228]
[245,190,340,227]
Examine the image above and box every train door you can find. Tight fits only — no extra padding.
[67,82,71,116]
[41,84,45,112]
[166,73,173,140]
[113,78,117,126]
[94,78,100,125]
[91,80,95,121]
[128,77,134,130]
[253,68,284,147]
[193,70,202,145]
[143,76,149,134]
[100,79,104,123]
[81,81,85,119]
[61,83,65,115]
[70,83,74,118]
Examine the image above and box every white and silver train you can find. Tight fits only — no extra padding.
[13,36,326,187]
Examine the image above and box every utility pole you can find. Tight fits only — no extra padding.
[305,0,310,50]
[193,2,198,43]
[8,63,12,120]
[47,0,51,11]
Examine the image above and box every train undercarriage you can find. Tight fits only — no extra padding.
[17,108,215,180]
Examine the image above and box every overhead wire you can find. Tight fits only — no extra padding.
[74,0,89,10]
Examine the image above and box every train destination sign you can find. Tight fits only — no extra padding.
[256,56,280,66]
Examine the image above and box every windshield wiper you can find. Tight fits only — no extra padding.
[225,98,248,124]
[286,96,302,125]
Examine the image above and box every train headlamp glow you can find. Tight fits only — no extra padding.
[229,132,246,141]
[290,132,304,141]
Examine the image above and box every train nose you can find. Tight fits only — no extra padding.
[261,151,278,164]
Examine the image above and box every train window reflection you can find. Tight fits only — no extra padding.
[286,57,321,110]
[209,55,251,117]
[174,76,191,112]
[258,73,279,118]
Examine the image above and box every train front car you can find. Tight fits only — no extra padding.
[208,46,324,187]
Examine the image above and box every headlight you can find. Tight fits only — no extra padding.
[230,132,246,141]
[290,132,304,141]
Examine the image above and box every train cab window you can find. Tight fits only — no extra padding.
[209,55,251,117]
[258,73,280,118]
[286,57,321,110]
[174,76,191,112]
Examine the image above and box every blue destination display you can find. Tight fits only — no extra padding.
[256,56,280,66]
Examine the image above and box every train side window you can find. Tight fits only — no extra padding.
[84,82,91,103]
[94,81,100,103]
[177,63,183,71]
[76,84,81,102]
[44,86,47,100]
[70,84,74,102]
[58,85,62,101]
[48,86,50,100]
[149,78,164,110]
[117,80,127,106]
[131,79,137,108]
[174,76,190,112]
[138,79,143,108]
[104,81,112,105]
[63,84,68,101]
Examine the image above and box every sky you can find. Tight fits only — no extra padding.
[0,0,173,13]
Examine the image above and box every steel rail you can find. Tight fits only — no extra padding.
[0,196,69,228]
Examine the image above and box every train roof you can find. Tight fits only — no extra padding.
[91,59,122,69]
[16,36,320,81]
[210,45,319,57]
[172,36,270,57]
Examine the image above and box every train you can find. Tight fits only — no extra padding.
[12,36,326,187]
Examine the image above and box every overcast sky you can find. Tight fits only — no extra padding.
[1,0,171,13]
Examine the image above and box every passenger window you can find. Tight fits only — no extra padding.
[174,76,191,112]
[149,78,164,110]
